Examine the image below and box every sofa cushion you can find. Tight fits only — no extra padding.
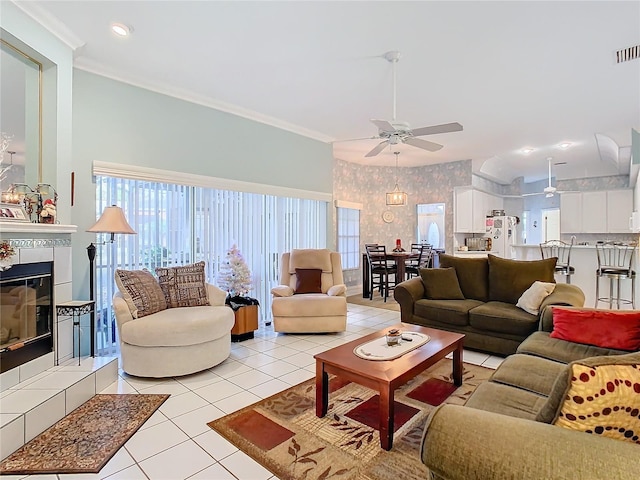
[414,298,483,327]
[488,255,556,304]
[289,248,332,273]
[553,352,640,444]
[550,308,640,351]
[155,261,210,308]
[438,254,489,302]
[516,281,556,315]
[115,269,167,318]
[464,381,547,421]
[490,354,567,398]
[419,267,464,300]
[517,331,630,364]
[120,305,233,347]
[469,302,538,336]
[295,268,322,294]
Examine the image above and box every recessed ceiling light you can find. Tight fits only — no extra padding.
[111,23,132,37]
[521,147,535,154]
[558,142,572,149]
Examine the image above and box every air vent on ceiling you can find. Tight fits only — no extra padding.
[616,45,640,63]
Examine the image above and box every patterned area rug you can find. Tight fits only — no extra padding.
[208,359,491,480]
[0,394,169,475]
[347,294,400,311]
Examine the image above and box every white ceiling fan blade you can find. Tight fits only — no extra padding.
[410,122,464,137]
[404,137,443,152]
[365,140,389,157]
[521,192,546,197]
[370,119,395,132]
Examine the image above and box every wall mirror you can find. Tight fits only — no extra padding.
[0,38,42,192]
[417,203,445,249]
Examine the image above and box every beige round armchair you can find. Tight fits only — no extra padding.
[271,249,347,333]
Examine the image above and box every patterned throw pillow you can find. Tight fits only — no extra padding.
[115,269,167,318]
[155,261,210,308]
[553,355,640,444]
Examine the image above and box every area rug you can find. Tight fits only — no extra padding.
[347,294,400,312]
[0,394,169,475]
[208,359,491,480]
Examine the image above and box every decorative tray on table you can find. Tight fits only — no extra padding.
[353,331,430,361]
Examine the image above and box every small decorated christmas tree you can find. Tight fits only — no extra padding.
[218,244,252,297]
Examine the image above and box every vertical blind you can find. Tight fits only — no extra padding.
[94,175,327,356]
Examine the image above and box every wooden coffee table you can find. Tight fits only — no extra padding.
[314,323,464,450]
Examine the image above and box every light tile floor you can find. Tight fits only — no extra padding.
[6,303,504,480]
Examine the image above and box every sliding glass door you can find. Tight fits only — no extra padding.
[94,176,327,355]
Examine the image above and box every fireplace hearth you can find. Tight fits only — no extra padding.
[0,261,54,373]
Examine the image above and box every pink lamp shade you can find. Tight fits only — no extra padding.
[87,206,136,234]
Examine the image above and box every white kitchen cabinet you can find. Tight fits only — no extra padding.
[582,191,607,233]
[455,188,496,233]
[560,189,633,233]
[560,192,582,233]
[606,189,633,233]
[472,190,488,233]
[454,188,474,233]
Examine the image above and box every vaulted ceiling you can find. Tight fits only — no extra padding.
[15,1,640,184]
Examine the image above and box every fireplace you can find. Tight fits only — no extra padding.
[0,261,54,373]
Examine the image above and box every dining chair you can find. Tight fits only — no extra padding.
[365,244,398,302]
[405,244,425,279]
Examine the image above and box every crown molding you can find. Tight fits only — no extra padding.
[74,58,334,144]
[92,161,333,203]
[11,0,85,50]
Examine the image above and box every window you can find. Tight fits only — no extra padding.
[94,175,327,355]
[337,207,360,270]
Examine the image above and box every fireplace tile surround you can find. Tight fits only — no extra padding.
[0,222,119,459]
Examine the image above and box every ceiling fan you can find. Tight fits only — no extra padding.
[337,51,463,158]
[521,157,575,197]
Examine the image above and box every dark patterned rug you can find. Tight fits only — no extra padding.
[0,394,169,475]
[208,359,491,480]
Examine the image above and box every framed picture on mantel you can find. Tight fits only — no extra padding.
[0,203,30,222]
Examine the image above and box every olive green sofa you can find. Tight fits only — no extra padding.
[394,254,585,356]
[421,306,640,479]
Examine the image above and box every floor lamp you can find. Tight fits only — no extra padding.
[86,205,136,355]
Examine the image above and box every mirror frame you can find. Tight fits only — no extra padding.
[1,37,43,184]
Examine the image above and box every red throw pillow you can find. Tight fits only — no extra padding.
[550,308,640,351]
[295,268,322,294]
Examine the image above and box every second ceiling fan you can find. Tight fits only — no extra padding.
[522,157,576,197]
[348,51,464,158]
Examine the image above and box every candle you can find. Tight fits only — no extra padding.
[396,239,401,248]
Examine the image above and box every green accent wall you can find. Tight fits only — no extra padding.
[71,70,334,299]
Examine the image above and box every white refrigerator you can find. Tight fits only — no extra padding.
[485,216,517,258]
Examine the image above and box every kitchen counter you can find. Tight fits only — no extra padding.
[513,244,639,308]
[452,250,489,257]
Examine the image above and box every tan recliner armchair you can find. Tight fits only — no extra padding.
[271,249,347,333]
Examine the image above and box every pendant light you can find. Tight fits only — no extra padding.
[386,151,408,206]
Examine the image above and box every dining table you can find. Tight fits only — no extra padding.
[361,251,418,299]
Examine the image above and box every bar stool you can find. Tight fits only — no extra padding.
[595,242,636,309]
[539,239,575,283]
